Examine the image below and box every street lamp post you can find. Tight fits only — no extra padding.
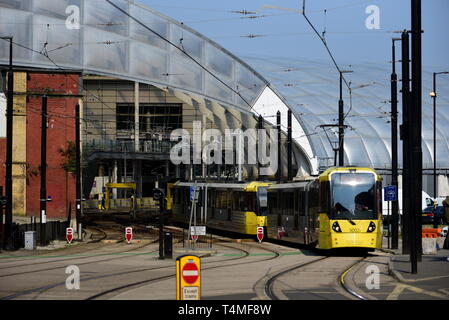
[429,71,449,227]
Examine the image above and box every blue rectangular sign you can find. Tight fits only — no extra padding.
[190,186,195,201]
[384,185,397,201]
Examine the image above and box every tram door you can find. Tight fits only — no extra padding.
[297,189,308,245]
[307,180,320,244]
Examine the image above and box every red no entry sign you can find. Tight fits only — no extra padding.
[66,228,73,244]
[182,260,199,284]
[257,227,264,243]
[125,227,132,244]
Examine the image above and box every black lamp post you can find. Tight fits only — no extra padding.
[429,71,449,227]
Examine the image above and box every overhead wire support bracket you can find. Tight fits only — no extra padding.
[301,0,350,90]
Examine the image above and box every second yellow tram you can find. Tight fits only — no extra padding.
[267,167,383,249]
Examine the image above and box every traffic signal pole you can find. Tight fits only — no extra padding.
[258,114,263,180]
[400,31,411,255]
[287,110,293,181]
[391,38,400,250]
[75,103,82,239]
[276,111,281,182]
[410,0,423,273]
[40,96,48,247]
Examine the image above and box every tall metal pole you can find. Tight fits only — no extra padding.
[338,73,344,166]
[4,37,13,249]
[391,38,400,250]
[400,30,411,255]
[40,96,48,247]
[431,71,449,227]
[276,111,281,182]
[258,114,263,180]
[75,104,81,228]
[433,72,437,228]
[287,110,293,181]
[410,0,422,273]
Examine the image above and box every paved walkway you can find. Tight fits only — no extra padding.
[382,233,449,300]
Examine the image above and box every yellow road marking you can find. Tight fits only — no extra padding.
[387,283,449,300]
[408,274,449,282]
[387,284,406,300]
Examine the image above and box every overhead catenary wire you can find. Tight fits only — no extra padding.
[301,0,350,90]
[105,0,257,119]
[1,35,248,131]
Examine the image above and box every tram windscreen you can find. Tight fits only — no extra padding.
[257,187,268,208]
[330,173,376,220]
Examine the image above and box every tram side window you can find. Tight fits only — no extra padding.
[319,181,329,213]
[174,189,178,204]
[268,191,278,215]
[298,190,306,216]
[177,189,181,204]
[286,192,294,215]
[280,192,291,215]
[243,192,256,212]
[216,191,224,209]
[309,182,319,216]
[376,181,382,217]
[208,189,215,207]
[184,187,190,205]
[232,192,239,210]
[294,190,299,213]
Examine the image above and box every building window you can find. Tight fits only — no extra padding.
[116,103,182,132]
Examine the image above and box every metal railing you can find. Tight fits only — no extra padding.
[7,221,69,250]
[83,138,177,155]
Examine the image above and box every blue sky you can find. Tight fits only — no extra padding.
[140,0,449,69]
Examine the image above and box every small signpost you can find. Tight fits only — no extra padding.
[66,227,73,244]
[125,227,132,244]
[189,186,199,201]
[187,184,201,248]
[384,185,398,202]
[384,185,397,249]
[190,226,205,242]
[257,226,264,243]
[176,255,201,300]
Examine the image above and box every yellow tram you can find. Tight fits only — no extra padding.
[171,181,271,235]
[267,167,383,250]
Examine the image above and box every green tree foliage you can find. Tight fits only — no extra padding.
[58,141,77,173]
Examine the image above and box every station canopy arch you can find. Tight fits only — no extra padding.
[0,0,323,176]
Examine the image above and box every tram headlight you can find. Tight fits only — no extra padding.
[332,221,342,233]
[367,221,376,233]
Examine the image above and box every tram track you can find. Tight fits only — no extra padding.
[338,257,369,300]
[1,218,296,301]
[263,256,330,300]
[0,227,110,268]
[85,241,285,300]
[263,254,370,300]
[0,238,252,300]
[0,226,164,277]
[0,221,186,272]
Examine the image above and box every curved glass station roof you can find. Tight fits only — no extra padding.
[245,56,449,170]
[0,0,267,112]
[0,0,448,173]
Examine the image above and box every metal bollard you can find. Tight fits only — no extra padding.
[164,232,172,259]
[78,223,82,240]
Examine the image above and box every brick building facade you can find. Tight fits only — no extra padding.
[0,71,80,219]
